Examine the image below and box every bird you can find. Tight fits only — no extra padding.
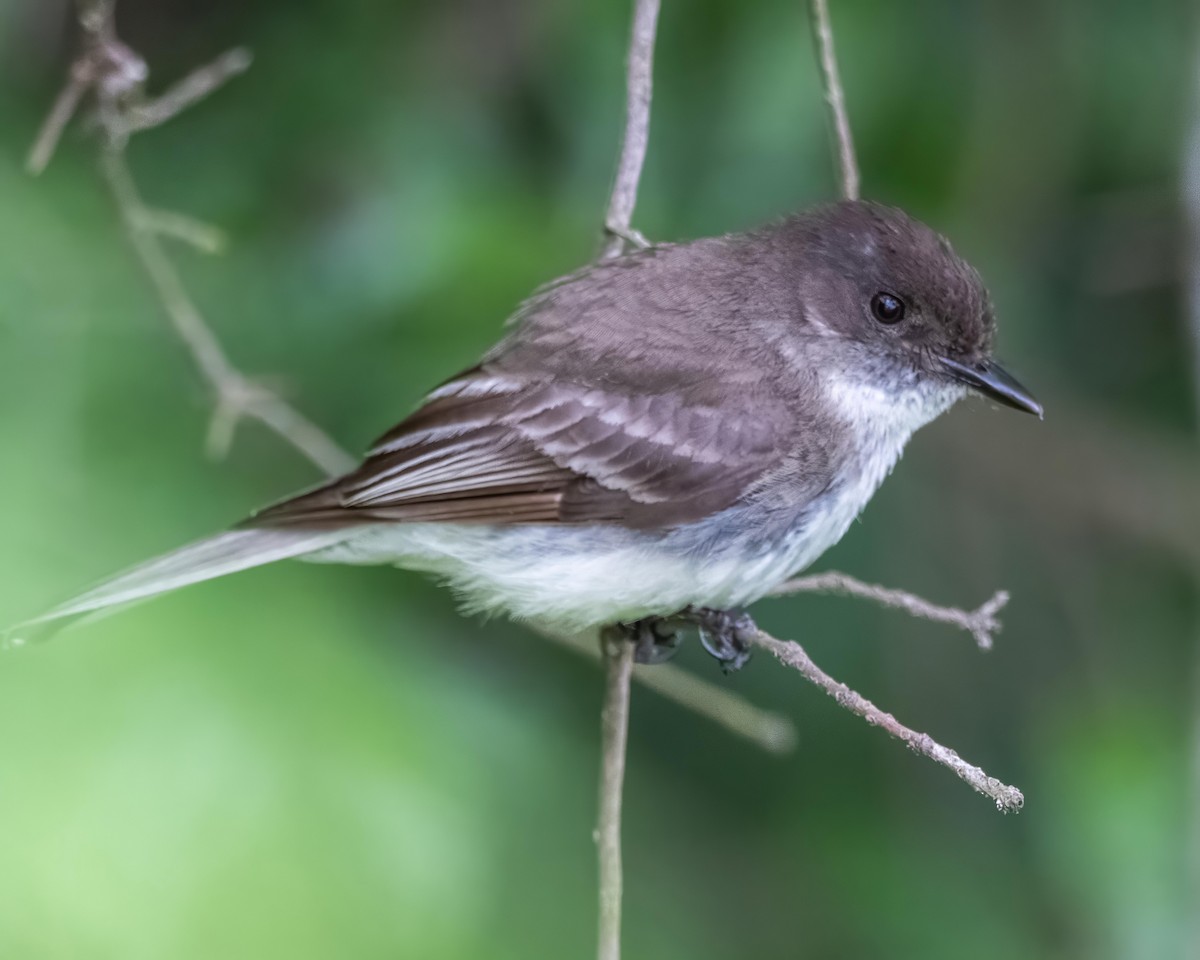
[3,201,1041,669]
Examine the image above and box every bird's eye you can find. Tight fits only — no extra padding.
[870,292,905,324]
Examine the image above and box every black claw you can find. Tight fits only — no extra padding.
[609,616,683,665]
[602,608,757,673]
[689,607,756,674]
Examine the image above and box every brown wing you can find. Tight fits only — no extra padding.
[248,366,785,530]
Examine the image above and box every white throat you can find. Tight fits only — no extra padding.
[823,369,964,448]
[809,369,964,560]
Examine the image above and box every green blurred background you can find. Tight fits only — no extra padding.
[2,0,1198,957]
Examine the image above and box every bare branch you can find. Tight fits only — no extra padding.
[596,634,635,960]
[771,571,1009,650]
[126,48,252,131]
[750,628,1024,812]
[633,657,795,752]
[807,0,860,200]
[539,628,796,754]
[134,208,228,254]
[591,3,664,954]
[601,0,662,259]
[97,147,356,475]
[77,0,116,35]
[28,4,355,476]
[26,67,91,175]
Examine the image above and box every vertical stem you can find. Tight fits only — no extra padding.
[596,636,635,960]
[807,0,860,200]
[594,1,662,953]
[601,0,663,258]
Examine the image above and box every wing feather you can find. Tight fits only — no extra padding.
[249,366,786,530]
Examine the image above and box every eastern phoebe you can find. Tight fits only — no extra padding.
[5,201,1041,666]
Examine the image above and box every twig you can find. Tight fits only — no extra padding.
[751,628,1024,812]
[771,571,1009,650]
[596,634,635,960]
[134,208,228,254]
[26,67,91,175]
[97,147,355,475]
[592,2,664,956]
[539,628,796,754]
[126,48,253,131]
[601,0,662,259]
[27,1,354,477]
[807,0,860,200]
[633,657,795,751]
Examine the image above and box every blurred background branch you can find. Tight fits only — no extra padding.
[27,0,354,476]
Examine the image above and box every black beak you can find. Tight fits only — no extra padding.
[938,356,1044,419]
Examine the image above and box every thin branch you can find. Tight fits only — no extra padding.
[771,571,1009,650]
[751,628,1024,812]
[26,67,91,175]
[633,656,795,752]
[591,3,665,957]
[134,208,228,254]
[97,147,356,475]
[539,628,796,754]
[601,0,662,259]
[126,48,253,131]
[807,0,860,200]
[28,2,355,476]
[596,634,635,960]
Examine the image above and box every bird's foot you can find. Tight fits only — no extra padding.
[604,616,683,665]
[684,606,756,674]
[601,608,757,673]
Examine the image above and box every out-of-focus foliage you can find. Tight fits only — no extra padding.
[0,0,1196,957]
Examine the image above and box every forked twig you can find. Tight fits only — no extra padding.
[28,2,353,476]
[772,571,1009,650]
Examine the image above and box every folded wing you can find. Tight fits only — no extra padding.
[249,366,784,530]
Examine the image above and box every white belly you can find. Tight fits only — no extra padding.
[304,459,890,633]
[307,518,807,631]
